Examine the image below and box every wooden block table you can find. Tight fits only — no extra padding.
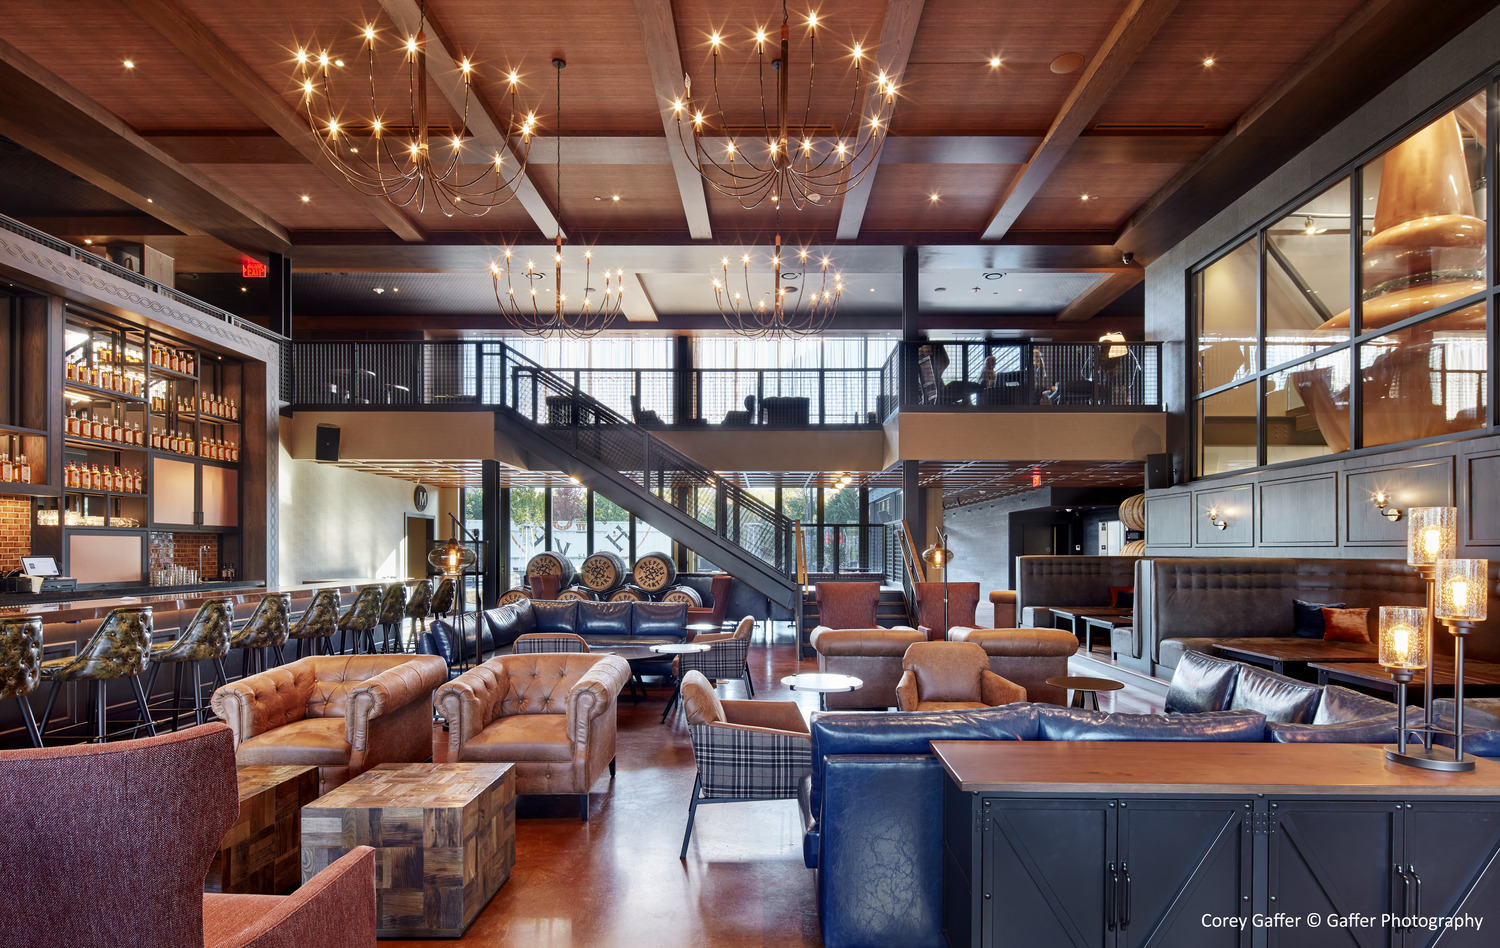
[206,764,318,895]
[301,762,517,939]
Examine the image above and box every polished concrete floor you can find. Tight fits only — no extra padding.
[386,629,1164,947]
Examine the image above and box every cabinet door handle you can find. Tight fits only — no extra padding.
[1121,867,1132,928]
[1411,868,1422,917]
[1396,868,1412,931]
[1106,864,1117,931]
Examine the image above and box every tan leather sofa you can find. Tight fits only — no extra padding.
[434,652,630,819]
[211,654,446,794]
[809,626,925,710]
[947,627,1079,705]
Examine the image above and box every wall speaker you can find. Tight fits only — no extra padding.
[1145,453,1173,490]
[315,424,340,462]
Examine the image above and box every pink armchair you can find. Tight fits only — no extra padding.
[0,723,375,948]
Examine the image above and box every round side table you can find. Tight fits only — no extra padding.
[1046,675,1125,711]
[781,672,863,711]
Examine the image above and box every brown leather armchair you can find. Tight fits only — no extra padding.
[435,652,630,819]
[947,626,1079,705]
[989,590,1018,629]
[211,654,447,794]
[912,582,981,640]
[814,582,881,630]
[808,625,925,709]
[895,641,1026,712]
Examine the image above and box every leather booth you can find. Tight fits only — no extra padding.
[211,654,446,794]
[808,626,924,709]
[1014,554,1139,627]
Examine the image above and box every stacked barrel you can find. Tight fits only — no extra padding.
[499,550,705,604]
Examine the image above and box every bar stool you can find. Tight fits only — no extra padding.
[377,582,409,653]
[38,606,156,744]
[431,577,456,620]
[0,615,44,747]
[144,598,232,730]
[289,589,340,658]
[229,593,288,676]
[337,585,384,654]
[404,579,433,643]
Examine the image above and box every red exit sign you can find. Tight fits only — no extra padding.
[241,259,268,278]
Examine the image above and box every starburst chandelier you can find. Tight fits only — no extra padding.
[490,59,624,338]
[713,232,842,338]
[671,0,899,210]
[292,2,537,217]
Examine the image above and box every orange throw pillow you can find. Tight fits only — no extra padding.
[1322,607,1371,643]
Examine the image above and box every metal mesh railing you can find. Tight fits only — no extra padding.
[880,340,1163,409]
[493,345,795,577]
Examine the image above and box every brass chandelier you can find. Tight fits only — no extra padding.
[490,59,625,338]
[292,2,537,217]
[712,231,843,338]
[672,0,899,210]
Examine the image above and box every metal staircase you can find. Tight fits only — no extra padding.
[490,346,800,610]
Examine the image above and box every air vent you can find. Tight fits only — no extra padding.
[1092,123,1210,131]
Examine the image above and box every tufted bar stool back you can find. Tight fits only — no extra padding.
[404,579,433,640]
[230,593,289,677]
[145,598,233,730]
[38,606,156,744]
[431,577,456,620]
[289,588,340,658]
[0,615,44,746]
[337,585,384,654]
[377,582,409,653]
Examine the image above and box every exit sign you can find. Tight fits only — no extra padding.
[241,259,268,278]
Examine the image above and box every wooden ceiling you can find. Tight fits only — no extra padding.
[0,0,1484,328]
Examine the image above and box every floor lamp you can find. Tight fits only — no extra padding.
[428,513,478,671]
[921,530,954,640]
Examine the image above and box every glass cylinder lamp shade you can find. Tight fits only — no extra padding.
[1435,559,1489,622]
[427,540,477,576]
[1407,506,1457,567]
[1378,606,1429,669]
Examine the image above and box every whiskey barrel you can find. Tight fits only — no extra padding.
[556,586,598,602]
[631,553,677,593]
[525,551,576,587]
[579,551,628,592]
[607,585,649,603]
[497,588,530,607]
[1118,493,1146,531]
[658,585,703,607]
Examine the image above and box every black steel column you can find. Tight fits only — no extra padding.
[269,253,293,338]
[899,245,920,407]
[498,487,512,591]
[902,460,924,562]
[673,334,694,424]
[481,460,500,608]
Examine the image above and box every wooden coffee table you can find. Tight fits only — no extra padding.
[206,764,318,895]
[1212,637,1379,676]
[301,762,517,938]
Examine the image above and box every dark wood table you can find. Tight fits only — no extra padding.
[1045,675,1125,711]
[1048,607,1131,651]
[1310,659,1500,701]
[1211,637,1379,675]
[1077,612,1132,655]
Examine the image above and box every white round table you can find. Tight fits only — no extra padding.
[781,672,864,711]
[655,642,712,721]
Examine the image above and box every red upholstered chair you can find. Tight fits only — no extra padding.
[0,723,376,948]
[815,582,881,630]
[912,582,981,641]
[686,573,733,633]
[528,574,563,600]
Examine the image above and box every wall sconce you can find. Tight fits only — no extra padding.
[1206,505,1228,530]
[1373,490,1402,521]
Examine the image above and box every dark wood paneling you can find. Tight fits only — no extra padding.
[1467,452,1500,546]
[1193,483,1253,547]
[1259,472,1337,546]
[1345,459,1454,546]
[1144,490,1192,547]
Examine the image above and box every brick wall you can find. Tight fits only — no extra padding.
[0,495,31,571]
[149,531,219,578]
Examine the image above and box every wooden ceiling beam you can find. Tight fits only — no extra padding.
[120,0,424,243]
[1055,269,1143,322]
[0,38,291,255]
[980,0,1182,241]
[632,0,712,239]
[375,0,560,238]
[836,0,927,240]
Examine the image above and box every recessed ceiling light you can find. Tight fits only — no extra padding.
[929,192,940,202]
[300,195,310,203]
[1050,53,1084,74]
[869,288,876,292]
[983,271,1003,280]
[240,287,247,293]
[146,198,153,203]
[373,287,385,294]
[1080,193,1091,201]
[988,56,1001,68]
[123,60,135,70]
[1202,57,1215,67]
[334,59,345,67]
[83,239,93,245]
[934,286,947,293]
[594,195,603,201]
[611,194,621,202]
[391,287,399,293]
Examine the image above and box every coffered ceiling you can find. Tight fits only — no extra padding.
[0,0,1483,334]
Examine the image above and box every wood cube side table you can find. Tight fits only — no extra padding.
[300,762,517,938]
[206,764,319,894]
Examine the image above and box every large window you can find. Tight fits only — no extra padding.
[1192,88,1491,476]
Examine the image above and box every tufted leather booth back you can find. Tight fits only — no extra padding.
[0,616,43,700]
[1015,555,1140,618]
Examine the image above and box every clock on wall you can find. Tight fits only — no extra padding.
[413,485,429,511]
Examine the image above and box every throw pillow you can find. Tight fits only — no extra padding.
[1109,586,1134,609]
[1292,599,1345,638]
[1322,606,1371,643]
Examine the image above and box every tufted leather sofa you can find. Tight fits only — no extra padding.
[808,626,924,709]
[210,654,446,794]
[1014,554,1140,627]
[946,626,1079,704]
[488,598,690,648]
[434,652,630,819]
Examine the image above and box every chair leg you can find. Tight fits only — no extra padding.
[16,695,41,747]
[131,675,157,737]
[679,775,702,859]
[579,793,590,821]
[609,757,616,778]
[213,658,229,689]
[91,680,107,743]
[661,679,681,723]
[39,680,61,739]
[169,660,183,731]
[744,662,755,697]
[191,661,206,727]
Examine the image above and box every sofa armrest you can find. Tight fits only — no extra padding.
[204,846,375,948]
[435,662,511,760]
[210,666,313,745]
[980,671,1027,706]
[895,669,918,712]
[566,654,630,746]
[723,698,808,734]
[345,656,448,751]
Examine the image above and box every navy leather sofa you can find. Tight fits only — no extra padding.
[420,599,689,671]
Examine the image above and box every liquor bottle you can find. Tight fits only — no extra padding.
[89,463,100,490]
[18,455,29,484]
[89,413,102,440]
[1,453,11,482]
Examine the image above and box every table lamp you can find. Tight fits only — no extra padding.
[921,530,954,638]
[1379,605,1428,766]
[1405,507,1456,753]
[1432,557,1487,772]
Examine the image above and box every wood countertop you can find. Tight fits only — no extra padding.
[931,740,1500,796]
[0,580,380,624]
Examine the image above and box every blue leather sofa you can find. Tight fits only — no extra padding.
[419,599,689,672]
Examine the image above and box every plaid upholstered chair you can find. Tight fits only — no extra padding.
[678,669,811,859]
[512,632,591,654]
[674,615,755,696]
